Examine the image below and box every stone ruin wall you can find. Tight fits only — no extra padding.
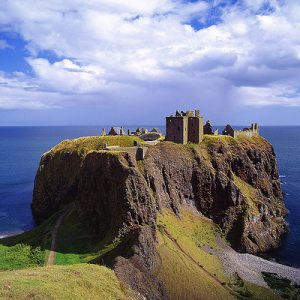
[233,130,259,138]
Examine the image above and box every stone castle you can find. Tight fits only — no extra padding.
[101,109,259,146]
[166,110,204,144]
[166,110,259,144]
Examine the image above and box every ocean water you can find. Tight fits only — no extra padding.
[0,126,299,267]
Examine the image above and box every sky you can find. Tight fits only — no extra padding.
[0,0,300,126]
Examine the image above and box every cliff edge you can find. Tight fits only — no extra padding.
[31,135,288,299]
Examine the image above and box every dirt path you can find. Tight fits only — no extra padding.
[46,210,69,266]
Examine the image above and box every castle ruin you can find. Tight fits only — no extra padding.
[166,109,259,144]
[166,110,204,144]
[222,123,259,138]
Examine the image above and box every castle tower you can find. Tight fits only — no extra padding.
[166,111,188,144]
[188,110,204,144]
[165,109,204,144]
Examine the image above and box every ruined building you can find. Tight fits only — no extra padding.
[108,127,126,136]
[204,120,213,134]
[222,123,259,138]
[166,110,204,144]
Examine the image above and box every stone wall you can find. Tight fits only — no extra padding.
[166,116,188,144]
[105,146,148,161]
[166,110,203,144]
[188,117,204,143]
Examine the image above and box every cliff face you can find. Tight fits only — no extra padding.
[32,135,287,255]
[142,137,287,253]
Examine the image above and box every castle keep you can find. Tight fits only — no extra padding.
[166,110,204,144]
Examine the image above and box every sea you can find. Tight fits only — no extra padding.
[0,126,299,267]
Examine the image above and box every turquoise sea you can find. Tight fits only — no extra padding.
[0,126,299,267]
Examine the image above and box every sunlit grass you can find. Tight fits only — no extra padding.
[0,264,131,300]
[50,135,144,156]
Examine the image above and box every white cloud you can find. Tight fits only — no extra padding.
[0,72,62,109]
[27,58,107,93]
[0,0,299,112]
[235,85,300,106]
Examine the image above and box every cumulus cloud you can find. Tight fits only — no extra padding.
[0,0,299,113]
[0,72,63,109]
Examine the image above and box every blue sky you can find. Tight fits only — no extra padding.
[0,0,300,126]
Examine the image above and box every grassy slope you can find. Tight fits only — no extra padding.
[156,208,279,300]
[0,211,62,270]
[50,135,144,155]
[54,207,120,265]
[0,264,130,300]
[0,205,121,268]
[156,211,234,300]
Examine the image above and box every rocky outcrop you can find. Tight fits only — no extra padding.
[142,137,287,253]
[32,136,287,254]
[32,135,287,297]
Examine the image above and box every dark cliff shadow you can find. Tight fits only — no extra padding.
[0,205,120,269]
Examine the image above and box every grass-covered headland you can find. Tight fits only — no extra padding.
[0,135,298,299]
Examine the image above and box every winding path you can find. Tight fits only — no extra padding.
[46,210,68,266]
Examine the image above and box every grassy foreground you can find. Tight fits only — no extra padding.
[0,211,61,270]
[0,264,130,300]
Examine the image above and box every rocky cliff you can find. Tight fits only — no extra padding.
[32,135,288,298]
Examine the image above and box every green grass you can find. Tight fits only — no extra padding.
[262,272,300,300]
[156,208,234,300]
[0,264,131,300]
[227,274,281,300]
[233,175,261,214]
[156,208,279,300]
[202,134,238,147]
[0,211,61,270]
[0,205,123,270]
[50,135,144,156]
[53,207,121,265]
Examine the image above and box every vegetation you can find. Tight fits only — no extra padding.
[227,274,282,300]
[50,135,144,155]
[233,175,260,213]
[262,272,300,300]
[54,207,121,265]
[0,205,121,269]
[202,134,238,147]
[0,211,61,270]
[0,264,131,300]
[156,208,233,300]
[156,208,279,300]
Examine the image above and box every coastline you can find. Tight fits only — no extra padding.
[214,237,300,287]
[0,230,24,239]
